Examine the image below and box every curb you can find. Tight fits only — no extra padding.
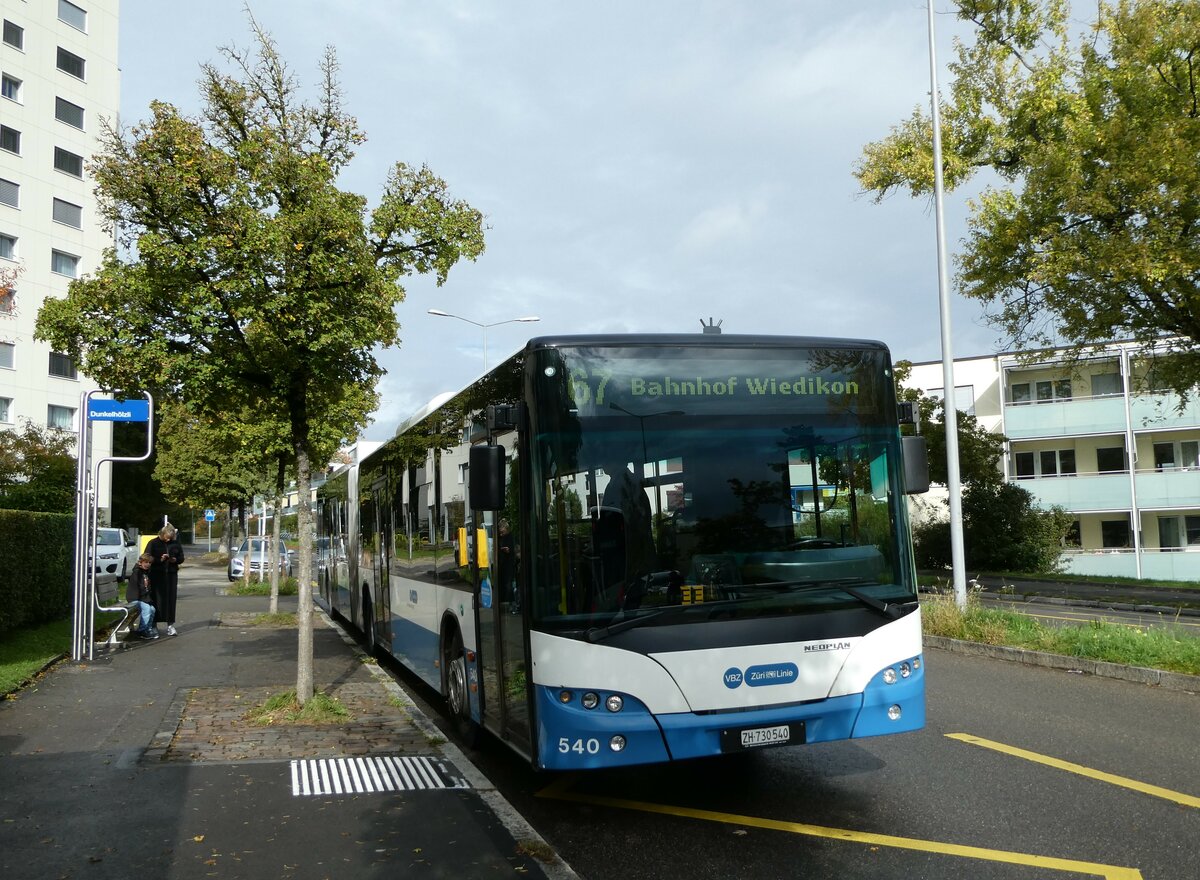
[316,606,582,880]
[980,592,1200,617]
[924,635,1200,694]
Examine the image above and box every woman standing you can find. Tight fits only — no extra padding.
[147,524,185,635]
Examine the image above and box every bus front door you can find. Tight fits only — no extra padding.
[475,511,532,754]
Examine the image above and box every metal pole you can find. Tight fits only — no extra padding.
[927,0,968,609]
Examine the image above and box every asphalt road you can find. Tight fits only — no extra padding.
[400,645,1200,880]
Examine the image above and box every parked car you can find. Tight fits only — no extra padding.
[96,527,140,583]
[228,538,292,581]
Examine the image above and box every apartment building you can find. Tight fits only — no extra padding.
[1,0,120,514]
[907,342,1200,580]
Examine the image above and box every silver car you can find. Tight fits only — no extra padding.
[228,538,292,581]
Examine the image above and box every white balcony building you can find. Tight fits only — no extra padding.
[907,342,1200,580]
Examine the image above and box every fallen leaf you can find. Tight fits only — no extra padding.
[193,835,205,843]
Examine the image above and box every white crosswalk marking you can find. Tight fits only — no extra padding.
[290,756,468,796]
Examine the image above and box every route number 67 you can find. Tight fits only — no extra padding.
[568,368,610,407]
[559,737,600,755]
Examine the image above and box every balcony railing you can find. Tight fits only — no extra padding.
[1003,394,1126,439]
[1010,472,1132,511]
[1060,547,1200,580]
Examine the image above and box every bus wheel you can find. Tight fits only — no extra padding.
[445,630,480,747]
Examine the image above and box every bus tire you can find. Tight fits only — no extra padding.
[444,628,480,747]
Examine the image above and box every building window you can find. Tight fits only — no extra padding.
[2,21,23,50]
[0,396,10,422]
[51,249,79,277]
[0,341,12,369]
[47,404,76,430]
[1187,516,1200,547]
[1154,442,1176,471]
[929,384,976,417]
[52,198,82,229]
[48,351,76,379]
[0,177,17,208]
[53,147,84,178]
[0,282,12,314]
[1064,520,1081,548]
[0,73,18,102]
[58,0,88,32]
[1010,383,1031,405]
[0,232,14,259]
[1096,446,1126,474]
[1091,372,1122,397]
[55,97,85,129]
[0,124,19,154]
[1035,379,1072,403]
[1015,449,1075,479]
[56,47,85,80]
[1058,449,1077,476]
[1100,519,1131,549]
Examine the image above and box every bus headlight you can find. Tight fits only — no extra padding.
[610,735,627,752]
[883,668,897,685]
[888,704,902,721]
[899,662,912,678]
[581,692,599,710]
[558,690,573,704]
[606,694,624,713]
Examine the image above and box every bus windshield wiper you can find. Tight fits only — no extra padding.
[755,578,906,620]
[585,607,679,642]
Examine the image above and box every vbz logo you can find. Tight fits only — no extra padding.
[723,667,744,689]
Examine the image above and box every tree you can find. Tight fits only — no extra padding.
[914,481,1074,574]
[857,1,1200,389]
[0,420,77,513]
[35,19,485,703]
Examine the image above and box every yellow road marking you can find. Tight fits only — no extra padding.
[947,733,1200,809]
[536,775,1143,879]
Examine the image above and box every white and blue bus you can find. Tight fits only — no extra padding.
[317,334,930,770]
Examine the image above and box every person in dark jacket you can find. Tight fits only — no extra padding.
[147,524,185,635]
[126,553,159,639]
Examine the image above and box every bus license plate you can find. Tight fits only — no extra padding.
[721,723,801,751]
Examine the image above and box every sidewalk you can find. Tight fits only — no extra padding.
[0,559,578,880]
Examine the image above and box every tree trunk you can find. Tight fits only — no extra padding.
[294,445,314,704]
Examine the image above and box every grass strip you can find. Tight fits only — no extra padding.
[244,689,350,725]
[922,596,1200,676]
[226,578,299,597]
[0,618,73,696]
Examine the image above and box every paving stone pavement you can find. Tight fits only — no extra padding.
[140,609,447,765]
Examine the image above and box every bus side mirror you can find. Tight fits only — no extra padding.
[902,436,930,495]
[469,444,506,510]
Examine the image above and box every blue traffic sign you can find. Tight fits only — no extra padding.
[87,399,150,422]
[204,510,216,521]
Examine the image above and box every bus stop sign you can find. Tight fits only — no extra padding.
[87,399,151,422]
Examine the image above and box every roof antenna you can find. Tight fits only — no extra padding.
[700,317,723,335]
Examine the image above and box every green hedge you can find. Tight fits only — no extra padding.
[0,510,74,634]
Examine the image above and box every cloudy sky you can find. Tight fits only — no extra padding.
[119,1,1001,441]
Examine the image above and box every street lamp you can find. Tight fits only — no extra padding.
[427,309,540,371]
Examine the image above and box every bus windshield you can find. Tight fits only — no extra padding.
[528,343,914,635]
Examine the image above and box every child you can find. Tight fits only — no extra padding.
[126,552,159,640]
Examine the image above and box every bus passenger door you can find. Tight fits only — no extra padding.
[472,502,531,753]
[375,485,392,652]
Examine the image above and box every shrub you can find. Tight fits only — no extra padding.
[0,510,74,633]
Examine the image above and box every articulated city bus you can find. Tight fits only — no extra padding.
[316,334,929,770]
